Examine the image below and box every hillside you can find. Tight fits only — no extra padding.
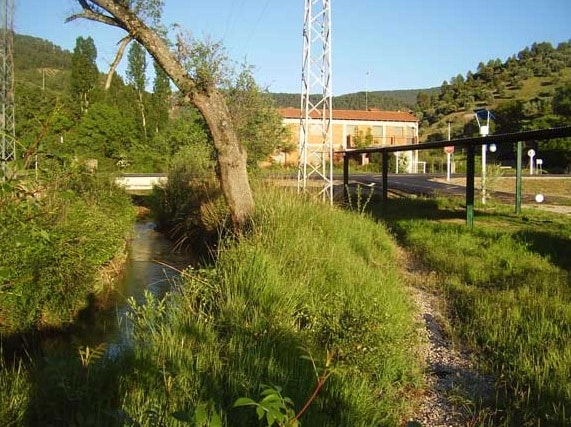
[14,34,72,93]
[415,40,571,142]
[14,34,71,71]
[271,88,438,111]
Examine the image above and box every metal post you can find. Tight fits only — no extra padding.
[515,141,522,214]
[481,144,487,204]
[382,151,389,214]
[298,0,333,203]
[466,144,475,227]
[343,152,349,205]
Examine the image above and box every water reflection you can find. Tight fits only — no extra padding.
[33,221,192,359]
[121,221,190,302]
[104,221,191,356]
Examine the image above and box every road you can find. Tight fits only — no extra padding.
[345,173,571,214]
[348,173,467,198]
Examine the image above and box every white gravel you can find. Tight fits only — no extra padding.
[400,251,496,427]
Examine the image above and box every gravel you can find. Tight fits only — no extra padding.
[400,252,496,427]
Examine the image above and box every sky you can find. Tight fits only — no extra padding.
[15,0,571,95]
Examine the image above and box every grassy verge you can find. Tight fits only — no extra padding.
[0,164,136,334]
[1,163,137,425]
[379,197,571,425]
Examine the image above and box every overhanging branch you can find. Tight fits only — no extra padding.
[66,0,124,29]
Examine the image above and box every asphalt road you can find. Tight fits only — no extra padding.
[348,173,468,198]
[345,173,571,208]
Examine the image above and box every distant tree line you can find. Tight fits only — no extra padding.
[270,89,436,111]
[12,33,285,174]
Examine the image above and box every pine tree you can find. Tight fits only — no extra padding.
[70,36,99,114]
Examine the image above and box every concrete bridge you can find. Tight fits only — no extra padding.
[115,173,168,193]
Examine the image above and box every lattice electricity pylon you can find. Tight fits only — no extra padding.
[298,0,333,203]
[1,0,15,178]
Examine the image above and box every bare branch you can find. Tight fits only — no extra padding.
[66,0,124,29]
[104,36,132,90]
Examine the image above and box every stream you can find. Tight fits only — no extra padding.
[39,220,193,359]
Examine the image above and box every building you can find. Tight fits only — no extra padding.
[277,107,420,172]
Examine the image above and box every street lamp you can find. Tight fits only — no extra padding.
[474,108,495,204]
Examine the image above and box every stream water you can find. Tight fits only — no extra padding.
[37,221,192,359]
[104,221,192,356]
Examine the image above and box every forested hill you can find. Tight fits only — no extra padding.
[14,34,71,71]
[271,88,439,111]
[416,40,571,141]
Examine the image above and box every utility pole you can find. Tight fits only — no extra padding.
[298,0,333,203]
[365,70,369,110]
[0,0,15,179]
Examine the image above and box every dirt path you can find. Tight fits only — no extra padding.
[399,250,495,426]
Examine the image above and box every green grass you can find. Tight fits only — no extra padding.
[0,164,136,334]
[1,183,424,426]
[380,196,571,425]
[116,183,423,426]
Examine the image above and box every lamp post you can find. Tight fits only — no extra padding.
[445,121,453,182]
[474,108,495,205]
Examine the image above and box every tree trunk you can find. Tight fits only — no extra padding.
[137,89,147,140]
[193,91,255,228]
[105,36,131,91]
[69,0,255,229]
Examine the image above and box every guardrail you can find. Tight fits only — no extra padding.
[340,126,571,227]
[115,173,168,192]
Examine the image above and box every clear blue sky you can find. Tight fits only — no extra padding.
[15,0,571,95]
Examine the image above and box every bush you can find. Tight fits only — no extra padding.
[149,143,227,255]
[0,163,135,334]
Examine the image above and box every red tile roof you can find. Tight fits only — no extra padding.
[278,107,418,123]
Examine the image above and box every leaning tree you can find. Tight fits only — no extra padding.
[68,0,254,229]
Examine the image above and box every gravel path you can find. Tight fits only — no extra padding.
[400,251,496,427]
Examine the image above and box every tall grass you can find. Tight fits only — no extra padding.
[0,352,30,426]
[1,183,423,425]
[0,162,136,425]
[115,183,423,426]
[386,198,571,425]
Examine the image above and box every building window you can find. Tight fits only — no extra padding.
[346,124,358,136]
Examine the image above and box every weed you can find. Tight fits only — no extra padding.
[344,183,375,214]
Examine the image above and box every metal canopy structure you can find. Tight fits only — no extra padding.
[342,125,571,227]
[298,0,333,203]
[0,0,15,179]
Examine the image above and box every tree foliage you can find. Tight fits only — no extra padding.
[126,41,149,138]
[65,0,283,228]
[226,65,287,168]
[71,36,99,114]
[416,39,571,135]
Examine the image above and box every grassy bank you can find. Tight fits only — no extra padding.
[0,164,136,333]
[117,183,423,426]
[2,183,424,426]
[381,197,571,425]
